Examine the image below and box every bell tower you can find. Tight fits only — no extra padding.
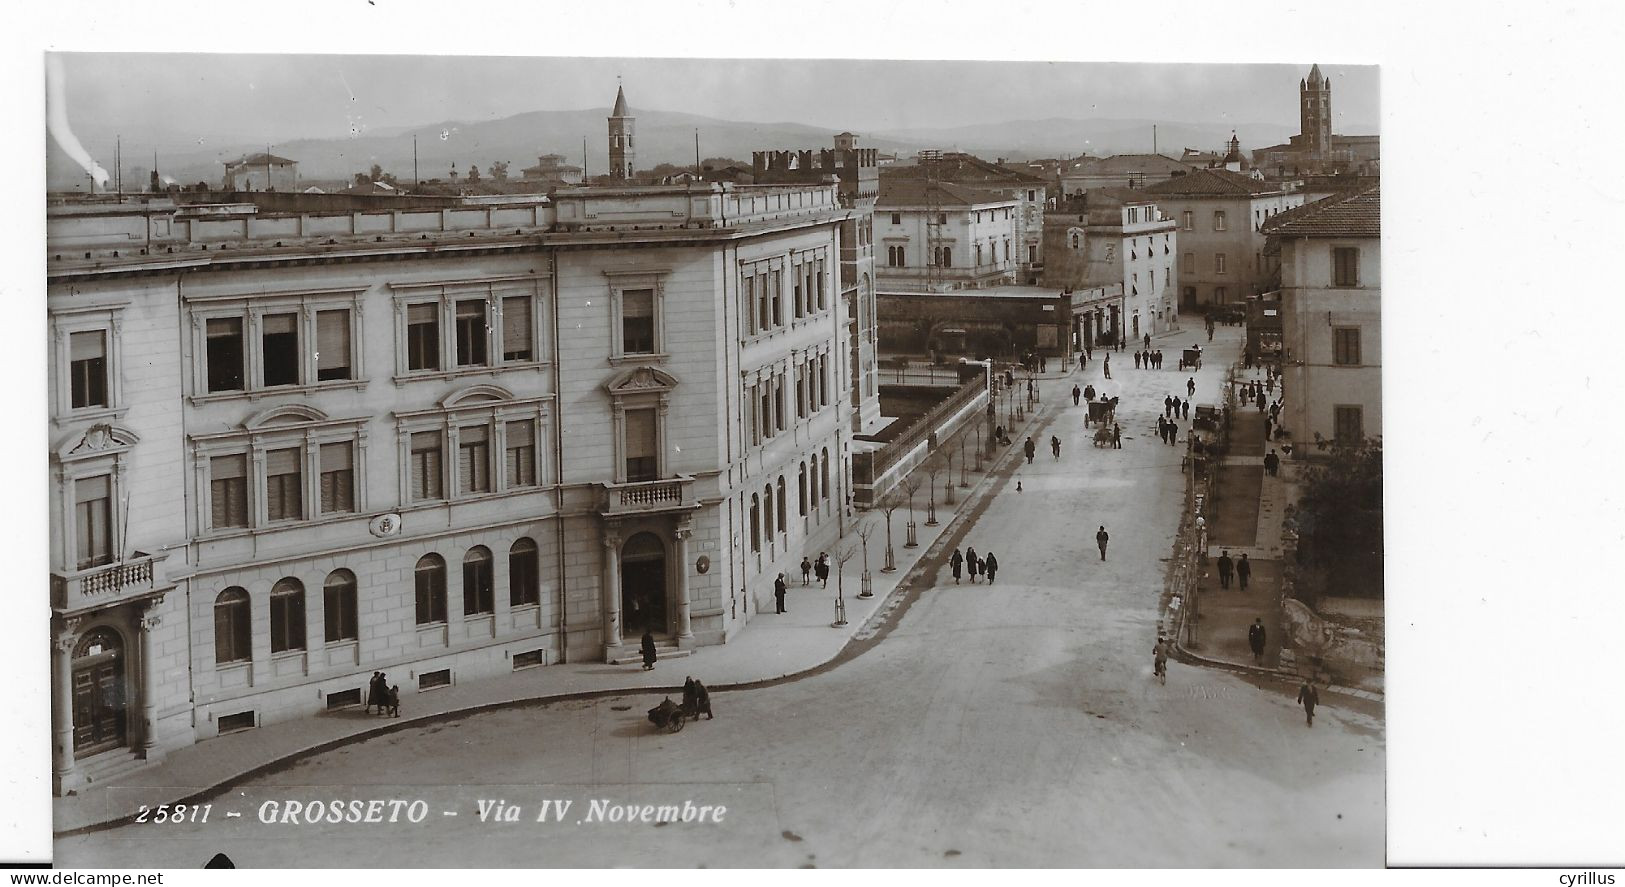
[608,80,635,181]
[1299,63,1332,156]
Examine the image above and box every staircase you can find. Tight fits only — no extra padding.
[605,637,692,666]
[77,748,146,786]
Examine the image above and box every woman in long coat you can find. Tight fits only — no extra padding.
[965,547,978,583]
[366,672,386,715]
[950,548,964,584]
[640,630,657,670]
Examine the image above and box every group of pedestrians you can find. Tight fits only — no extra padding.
[797,552,831,588]
[1164,394,1191,420]
[1133,349,1167,370]
[1156,414,1180,446]
[949,546,999,584]
[366,672,400,717]
[1215,549,1253,591]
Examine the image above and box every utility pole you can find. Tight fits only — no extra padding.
[582,137,588,179]
[694,128,701,174]
[413,135,419,190]
[114,135,121,198]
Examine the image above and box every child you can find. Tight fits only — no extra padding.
[387,685,400,718]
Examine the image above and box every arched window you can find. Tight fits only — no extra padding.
[323,570,357,643]
[798,463,808,516]
[1071,233,1080,249]
[269,578,306,654]
[415,554,447,624]
[463,546,494,615]
[821,447,831,501]
[808,453,819,504]
[777,475,787,530]
[214,587,250,665]
[749,494,761,552]
[763,484,774,538]
[509,538,539,607]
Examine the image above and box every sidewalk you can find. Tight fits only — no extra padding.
[55,394,1050,838]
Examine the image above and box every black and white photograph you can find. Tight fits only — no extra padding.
[7,0,1625,876]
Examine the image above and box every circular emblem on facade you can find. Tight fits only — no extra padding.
[695,555,711,575]
[369,513,403,538]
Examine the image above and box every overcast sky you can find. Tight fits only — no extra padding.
[54,54,1378,151]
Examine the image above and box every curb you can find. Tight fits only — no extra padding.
[56,402,1055,839]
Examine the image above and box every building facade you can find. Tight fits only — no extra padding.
[1059,154,1192,195]
[223,153,298,192]
[521,154,585,187]
[875,179,1021,293]
[1146,168,1305,309]
[1263,187,1381,453]
[1041,189,1179,342]
[46,181,856,793]
[879,154,1048,283]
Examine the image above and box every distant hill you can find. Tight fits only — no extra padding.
[45,105,1378,191]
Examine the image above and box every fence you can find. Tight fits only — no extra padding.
[852,377,989,507]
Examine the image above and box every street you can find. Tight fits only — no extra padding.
[57,324,1384,868]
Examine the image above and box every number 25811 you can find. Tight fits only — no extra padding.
[134,803,211,824]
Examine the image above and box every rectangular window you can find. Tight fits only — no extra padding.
[407,303,440,371]
[941,247,952,268]
[816,264,826,311]
[621,288,656,354]
[771,272,783,326]
[261,312,300,387]
[455,299,488,367]
[891,213,901,225]
[1334,405,1364,444]
[1182,252,1194,274]
[624,408,657,482]
[744,276,757,334]
[760,389,773,441]
[1181,210,1193,231]
[458,426,491,495]
[74,474,112,570]
[410,431,444,501]
[315,309,352,381]
[756,273,770,330]
[505,420,537,488]
[265,447,303,522]
[210,454,249,529]
[1213,211,1227,232]
[319,441,354,514]
[502,296,534,362]
[1332,247,1360,287]
[796,366,808,419]
[1215,253,1227,274]
[774,381,785,430]
[1028,244,1037,263]
[205,317,245,392]
[1334,328,1362,366]
[69,330,108,409]
[793,269,804,319]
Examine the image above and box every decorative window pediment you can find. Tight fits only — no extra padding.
[55,423,140,462]
[241,404,331,430]
[441,383,518,409]
[603,366,679,396]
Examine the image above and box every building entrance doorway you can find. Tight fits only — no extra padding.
[72,627,127,757]
[620,532,669,637]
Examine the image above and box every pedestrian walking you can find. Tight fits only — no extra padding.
[984,552,998,584]
[816,553,830,588]
[774,573,788,613]
[966,547,978,584]
[1072,384,1081,406]
[1016,479,1023,493]
[1095,526,1109,561]
[1084,383,1096,401]
[1103,354,1111,379]
[1217,550,1234,589]
[1154,350,1163,369]
[1164,395,1174,418]
[366,671,386,714]
[1181,400,1189,420]
[1085,344,1093,363]
[1266,376,1275,395]
[1144,332,1152,352]
[1024,436,1036,464]
[1248,618,1267,664]
[1187,377,1196,398]
[1112,423,1122,448]
[1297,681,1319,727]
[1264,449,1280,477]
[1040,355,1047,373]
[800,556,812,586]
[1157,415,1167,444]
[1134,351,1142,370]
[950,548,964,584]
[1257,391,1267,412]
[386,684,401,718]
[640,630,658,670]
[1237,553,1252,591]
[1051,435,1061,460]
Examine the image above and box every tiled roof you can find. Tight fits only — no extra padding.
[228,153,297,167]
[884,153,1048,186]
[1145,168,1282,197]
[1082,187,1159,206]
[876,178,1016,208]
[1066,153,1190,175]
[1261,186,1379,237]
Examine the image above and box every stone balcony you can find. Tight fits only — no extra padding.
[51,551,171,615]
[598,475,701,518]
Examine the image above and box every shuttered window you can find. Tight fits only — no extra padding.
[624,408,657,481]
[505,420,536,488]
[407,303,440,371]
[410,431,443,501]
[319,441,354,513]
[455,299,488,366]
[265,447,303,522]
[458,425,490,494]
[69,330,108,409]
[210,454,249,528]
[502,296,533,362]
[315,309,351,381]
[74,474,113,570]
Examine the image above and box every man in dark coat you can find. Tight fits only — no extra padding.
[1264,449,1280,477]
[1103,354,1111,379]
[1095,526,1109,561]
[1134,351,1142,369]
[1248,618,1266,663]
[1257,391,1267,412]
[1164,395,1174,418]
[815,553,830,588]
[966,547,978,583]
[1051,435,1061,460]
[1024,437,1036,464]
[1181,400,1190,420]
[1157,416,1167,444]
[1084,384,1096,401]
[1217,550,1233,589]
[774,573,788,613]
[1144,332,1152,352]
[1187,377,1196,398]
[1072,384,1081,406]
[1236,554,1252,591]
[984,552,998,584]
[1112,423,1122,449]
[950,548,964,583]
[800,556,813,585]
[640,630,657,670]
[366,671,386,714]
[1297,681,1319,727]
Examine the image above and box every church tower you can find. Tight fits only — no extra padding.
[608,81,635,181]
[1299,63,1332,156]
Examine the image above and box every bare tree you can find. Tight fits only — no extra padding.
[833,542,858,626]
[924,455,944,525]
[855,517,877,597]
[878,490,903,572]
[899,476,922,547]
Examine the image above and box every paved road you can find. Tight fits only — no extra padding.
[58,325,1384,868]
